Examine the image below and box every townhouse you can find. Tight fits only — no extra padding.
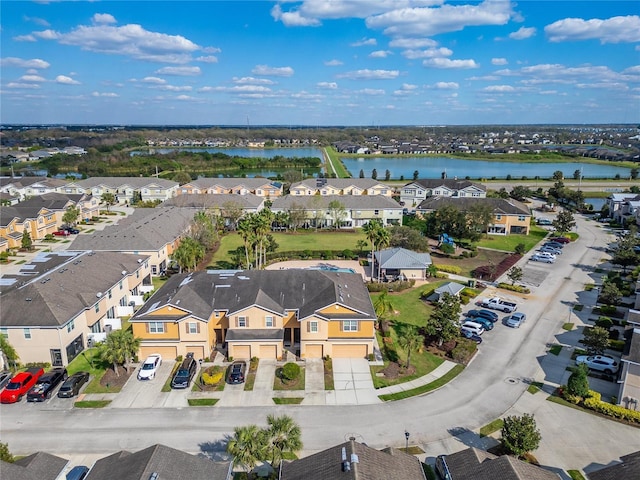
[289,178,393,197]
[178,177,283,198]
[416,197,531,235]
[130,269,377,361]
[271,194,403,228]
[0,251,152,366]
[0,176,68,201]
[400,179,486,211]
[58,177,179,204]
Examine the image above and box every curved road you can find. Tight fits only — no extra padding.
[2,215,639,472]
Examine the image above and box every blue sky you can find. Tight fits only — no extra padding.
[1,1,639,126]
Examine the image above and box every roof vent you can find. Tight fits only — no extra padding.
[149,474,158,480]
[25,297,32,302]
[122,270,127,275]
[96,292,103,298]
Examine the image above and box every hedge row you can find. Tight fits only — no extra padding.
[584,391,640,424]
[367,280,415,292]
[434,264,462,275]
[497,282,531,294]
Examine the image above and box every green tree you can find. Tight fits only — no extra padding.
[327,200,346,228]
[363,220,384,281]
[264,414,303,469]
[287,201,307,232]
[467,203,494,240]
[373,290,394,330]
[384,169,391,181]
[0,336,19,370]
[356,239,368,255]
[282,169,304,185]
[172,236,205,273]
[359,169,364,178]
[100,192,116,212]
[389,225,429,251]
[62,205,81,226]
[375,226,391,281]
[237,215,257,269]
[99,329,141,377]
[630,167,638,180]
[507,266,523,285]
[425,292,461,346]
[413,170,419,180]
[172,171,192,185]
[599,281,622,305]
[573,169,582,180]
[552,209,576,234]
[0,442,14,463]
[501,413,541,458]
[552,170,564,181]
[190,211,218,250]
[221,201,244,231]
[371,168,378,180]
[21,229,33,250]
[510,185,530,202]
[582,326,610,356]
[567,364,590,398]
[226,424,265,474]
[397,325,424,369]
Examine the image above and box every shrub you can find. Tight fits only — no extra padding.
[201,371,223,385]
[434,264,462,275]
[599,305,618,315]
[595,317,612,329]
[514,243,526,255]
[450,340,476,364]
[608,339,625,351]
[281,362,301,382]
[609,329,620,340]
[441,244,455,254]
[584,391,640,424]
[497,283,531,294]
[175,355,183,363]
[434,272,449,278]
[341,249,353,259]
[567,364,589,398]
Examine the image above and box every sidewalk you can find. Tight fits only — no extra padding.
[375,360,458,397]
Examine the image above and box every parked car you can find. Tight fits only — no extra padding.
[58,371,90,398]
[138,354,162,380]
[480,296,517,313]
[27,368,68,402]
[536,218,553,225]
[0,367,44,403]
[506,312,527,328]
[461,321,485,336]
[543,241,565,250]
[466,309,499,322]
[0,370,12,390]
[66,465,90,480]
[53,230,71,236]
[576,355,619,374]
[63,227,80,234]
[530,254,555,264]
[226,361,247,384]
[460,329,483,344]
[539,245,562,255]
[470,316,494,331]
[171,353,197,389]
[549,236,570,244]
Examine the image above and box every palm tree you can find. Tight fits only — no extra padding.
[373,290,394,330]
[265,414,303,469]
[362,220,382,281]
[99,329,140,377]
[237,215,256,269]
[397,326,424,370]
[226,424,265,474]
[375,226,391,282]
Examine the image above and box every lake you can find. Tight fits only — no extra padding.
[340,156,631,180]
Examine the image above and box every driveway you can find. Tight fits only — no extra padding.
[329,358,380,405]
[107,360,177,408]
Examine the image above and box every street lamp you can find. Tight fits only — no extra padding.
[404,430,410,453]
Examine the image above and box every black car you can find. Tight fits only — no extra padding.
[57,371,90,398]
[27,368,67,402]
[66,465,89,480]
[226,361,247,384]
[171,353,197,389]
[63,226,80,234]
[466,309,499,322]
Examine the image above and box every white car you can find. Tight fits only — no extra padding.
[461,321,484,336]
[138,354,162,380]
[530,254,555,264]
[539,246,562,255]
[576,355,619,374]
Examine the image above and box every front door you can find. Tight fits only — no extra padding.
[50,349,63,367]
[293,328,301,343]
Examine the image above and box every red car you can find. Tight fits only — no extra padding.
[0,367,44,403]
[53,230,71,236]
[549,236,570,244]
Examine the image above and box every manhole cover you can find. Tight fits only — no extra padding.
[505,377,519,384]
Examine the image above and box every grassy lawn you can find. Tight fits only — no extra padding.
[479,418,504,437]
[66,348,121,394]
[273,368,305,391]
[474,225,548,252]
[324,147,350,178]
[244,358,259,391]
[273,397,303,404]
[151,276,169,292]
[371,282,443,327]
[567,470,587,480]
[562,322,574,331]
[188,398,219,406]
[324,357,334,390]
[527,381,544,394]
[378,364,464,401]
[549,345,562,356]
[74,400,111,408]
[430,248,510,278]
[194,366,226,392]
[210,231,367,267]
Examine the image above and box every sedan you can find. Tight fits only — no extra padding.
[466,309,498,322]
[531,254,555,264]
[536,218,553,225]
[460,329,482,344]
[539,246,562,255]
[549,236,570,244]
[53,230,71,236]
[542,242,564,250]
[506,312,527,328]
[64,227,80,234]
[57,371,90,398]
[138,354,162,380]
[226,361,247,384]
[576,355,619,374]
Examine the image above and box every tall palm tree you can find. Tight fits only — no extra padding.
[375,226,391,282]
[237,215,256,269]
[100,329,140,377]
[373,290,394,330]
[255,209,274,269]
[227,425,265,475]
[265,414,303,469]
[362,220,382,281]
[397,326,424,370]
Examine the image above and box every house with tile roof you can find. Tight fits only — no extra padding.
[0,451,68,480]
[0,251,151,365]
[271,194,402,228]
[400,179,487,211]
[289,178,393,197]
[416,197,531,235]
[85,444,232,480]
[131,269,376,361]
[373,247,432,281]
[58,177,179,204]
[178,177,283,197]
[280,437,426,480]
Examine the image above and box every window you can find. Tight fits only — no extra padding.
[108,289,112,299]
[148,322,165,333]
[265,316,274,327]
[152,265,158,274]
[309,321,318,333]
[374,210,379,215]
[238,316,247,327]
[95,303,100,313]
[495,215,502,220]
[518,215,526,221]
[119,296,128,307]
[90,321,101,333]
[187,322,199,334]
[119,281,123,290]
[67,319,75,333]
[24,328,32,339]
[342,320,358,332]
[106,306,116,319]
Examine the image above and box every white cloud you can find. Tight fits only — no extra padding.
[158,85,193,92]
[6,82,40,89]
[92,92,119,97]
[0,57,50,69]
[141,76,167,84]
[176,95,196,101]
[19,74,45,83]
[324,59,343,66]
[233,77,275,85]
[492,58,508,65]
[401,83,418,90]
[337,69,399,79]
[402,47,452,59]
[23,16,50,27]
[270,4,321,27]
[196,56,218,63]
[33,30,61,40]
[356,88,385,95]
[155,66,201,76]
[252,65,294,77]
[272,0,402,27]
[483,85,517,92]
[291,91,323,100]
[13,34,37,42]
[369,50,392,58]
[317,81,338,89]
[351,37,377,47]
[428,82,459,89]
[56,75,80,85]
[509,26,536,40]
[389,37,437,49]
[92,13,117,25]
[545,15,640,43]
[423,58,479,69]
[210,85,273,93]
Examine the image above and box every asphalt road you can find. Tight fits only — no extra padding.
[2,214,639,474]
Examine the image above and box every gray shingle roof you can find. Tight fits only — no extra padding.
[70,177,178,189]
[408,179,486,192]
[587,450,640,480]
[188,177,282,190]
[435,282,465,296]
[0,251,149,327]
[291,178,390,191]
[85,444,231,480]
[272,194,402,210]
[417,197,530,215]
[225,328,284,341]
[0,176,67,189]
[1,451,68,480]
[162,193,264,209]
[17,192,86,210]
[374,247,432,270]
[280,438,426,480]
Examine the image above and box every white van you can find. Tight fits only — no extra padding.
[461,321,485,336]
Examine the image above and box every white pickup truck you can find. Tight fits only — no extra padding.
[480,296,518,313]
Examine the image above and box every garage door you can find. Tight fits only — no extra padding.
[233,345,251,359]
[186,346,205,360]
[259,345,277,359]
[305,344,323,358]
[139,346,177,361]
[332,344,367,358]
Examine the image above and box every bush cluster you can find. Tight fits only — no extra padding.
[281,362,301,382]
[434,264,462,275]
[608,339,625,351]
[451,340,477,364]
[366,279,415,292]
[497,282,531,294]
[584,391,640,424]
[201,371,223,385]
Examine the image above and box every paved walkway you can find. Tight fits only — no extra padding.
[375,360,458,397]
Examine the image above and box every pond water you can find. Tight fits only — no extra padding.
[340,156,631,180]
[585,197,606,211]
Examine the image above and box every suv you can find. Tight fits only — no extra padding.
[0,367,44,403]
[171,353,197,389]
[576,355,619,374]
[226,361,247,384]
[466,309,498,322]
[27,368,68,402]
[539,246,562,255]
[469,316,494,331]
[461,321,484,336]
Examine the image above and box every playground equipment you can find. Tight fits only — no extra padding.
[438,233,456,248]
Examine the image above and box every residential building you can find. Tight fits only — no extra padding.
[0,452,68,480]
[614,195,640,225]
[85,444,232,480]
[162,193,265,224]
[606,193,640,222]
[618,308,640,410]
[416,197,531,235]
[586,450,640,480]
[431,282,466,301]
[400,179,486,211]
[58,177,179,204]
[0,251,152,365]
[0,176,68,201]
[289,178,393,197]
[373,247,432,281]
[280,437,426,480]
[178,177,283,197]
[271,195,403,228]
[435,447,560,480]
[69,207,194,276]
[130,269,376,361]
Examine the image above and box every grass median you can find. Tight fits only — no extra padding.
[378,364,464,401]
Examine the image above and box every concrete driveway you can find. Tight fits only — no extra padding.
[329,358,380,405]
[107,360,177,408]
